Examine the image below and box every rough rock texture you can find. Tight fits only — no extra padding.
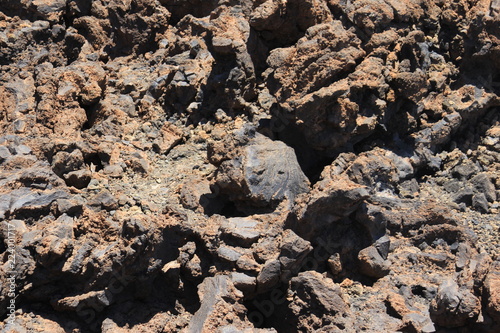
[1,0,500,332]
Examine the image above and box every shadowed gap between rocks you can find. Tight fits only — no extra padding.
[244,284,292,331]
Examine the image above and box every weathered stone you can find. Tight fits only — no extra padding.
[327,253,343,276]
[153,122,183,154]
[358,245,390,278]
[217,246,244,263]
[51,149,85,177]
[279,229,313,282]
[10,188,69,216]
[0,146,11,163]
[56,197,83,216]
[230,272,256,296]
[429,279,481,327]
[12,144,32,155]
[1,0,500,331]
[289,271,352,330]
[209,126,310,209]
[187,275,248,333]
[88,190,118,211]
[483,261,500,325]
[472,193,489,213]
[220,217,261,248]
[103,164,124,178]
[471,173,496,202]
[289,174,369,239]
[257,259,281,293]
[54,289,114,312]
[64,169,91,189]
[374,235,391,260]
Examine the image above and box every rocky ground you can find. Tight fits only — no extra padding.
[0,0,500,332]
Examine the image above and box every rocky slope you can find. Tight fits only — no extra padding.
[0,0,500,332]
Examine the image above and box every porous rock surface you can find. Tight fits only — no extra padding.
[0,0,500,332]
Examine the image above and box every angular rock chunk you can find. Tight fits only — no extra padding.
[358,244,390,278]
[289,271,353,331]
[257,259,281,294]
[54,290,113,312]
[230,272,257,296]
[88,190,118,211]
[64,169,92,189]
[0,146,11,163]
[220,217,261,248]
[9,188,69,217]
[471,173,496,202]
[483,261,500,325]
[288,174,369,239]
[153,122,183,155]
[51,149,85,177]
[217,246,244,263]
[279,230,313,282]
[188,275,252,333]
[429,279,480,327]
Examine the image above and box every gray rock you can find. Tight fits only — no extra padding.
[483,261,500,325]
[279,230,312,282]
[230,272,256,296]
[10,189,69,215]
[452,162,479,180]
[88,190,119,211]
[13,119,26,133]
[0,193,11,219]
[416,112,462,147]
[103,164,124,178]
[217,246,244,263]
[221,217,261,247]
[374,235,391,260]
[471,173,496,202]
[209,127,310,209]
[49,214,74,239]
[0,145,11,163]
[122,217,150,238]
[358,245,390,278]
[56,197,84,216]
[327,253,343,276]
[429,279,480,327]
[452,188,474,206]
[257,259,281,293]
[62,241,94,274]
[51,149,85,177]
[55,289,114,312]
[19,163,66,188]
[402,312,435,333]
[355,203,387,241]
[187,275,239,333]
[64,169,92,189]
[12,144,32,155]
[289,174,369,240]
[455,243,471,270]
[289,271,352,329]
[472,193,489,213]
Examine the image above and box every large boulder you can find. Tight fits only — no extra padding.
[208,126,310,213]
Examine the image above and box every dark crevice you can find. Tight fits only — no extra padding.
[244,285,291,331]
[81,103,98,131]
[257,120,335,185]
[83,153,104,172]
